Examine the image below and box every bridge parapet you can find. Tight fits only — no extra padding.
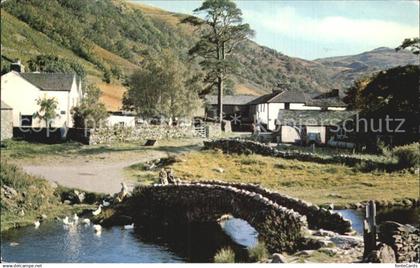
[188,180,353,234]
[131,183,308,253]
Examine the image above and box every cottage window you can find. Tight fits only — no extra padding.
[285,103,290,110]
[60,111,66,115]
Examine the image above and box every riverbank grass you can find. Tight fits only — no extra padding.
[214,247,236,263]
[248,242,269,262]
[0,160,94,232]
[168,150,418,206]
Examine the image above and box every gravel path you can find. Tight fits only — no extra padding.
[21,144,199,194]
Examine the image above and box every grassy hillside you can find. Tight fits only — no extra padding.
[1,0,417,110]
[0,9,124,110]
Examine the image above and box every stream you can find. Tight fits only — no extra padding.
[1,207,417,263]
[1,217,257,263]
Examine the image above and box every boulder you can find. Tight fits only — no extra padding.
[2,185,18,198]
[318,247,338,256]
[313,229,336,237]
[214,167,224,173]
[364,243,396,263]
[48,181,58,189]
[330,235,363,249]
[271,253,287,263]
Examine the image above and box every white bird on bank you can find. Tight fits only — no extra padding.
[34,220,40,229]
[62,216,73,226]
[93,224,102,234]
[124,223,134,230]
[73,214,79,223]
[82,218,91,225]
[92,205,103,216]
[102,200,111,207]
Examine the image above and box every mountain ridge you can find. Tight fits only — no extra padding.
[1,0,418,110]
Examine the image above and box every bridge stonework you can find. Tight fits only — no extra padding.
[191,180,353,234]
[130,183,308,253]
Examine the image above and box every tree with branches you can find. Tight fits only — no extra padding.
[396,37,420,55]
[34,96,58,128]
[72,84,108,129]
[124,49,202,121]
[182,0,254,127]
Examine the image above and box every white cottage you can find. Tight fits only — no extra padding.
[249,89,352,144]
[250,89,347,131]
[1,70,83,128]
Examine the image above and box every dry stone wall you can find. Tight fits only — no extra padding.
[89,123,224,145]
[89,125,196,144]
[0,108,13,141]
[203,139,396,171]
[378,221,419,263]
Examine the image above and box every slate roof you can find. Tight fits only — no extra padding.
[205,89,347,108]
[306,98,346,107]
[307,90,346,107]
[0,101,12,110]
[267,90,307,103]
[20,73,75,91]
[248,92,279,105]
[276,110,356,126]
[205,95,259,105]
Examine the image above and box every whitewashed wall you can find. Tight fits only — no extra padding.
[1,72,82,128]
[107,115,136,128]
[281,126,301,143]
[1,72,40,127]
[290,103,321,110]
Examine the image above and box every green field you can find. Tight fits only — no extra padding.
[129,149,418,207]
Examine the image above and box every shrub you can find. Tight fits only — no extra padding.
[103,69,112,84]
[393,143,420,169]
[248,242,269,262]
[214,247,235,263]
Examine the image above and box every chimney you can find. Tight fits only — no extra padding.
[10,60,25,73]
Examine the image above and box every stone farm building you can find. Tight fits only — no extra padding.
[1,64,83,129]
[205,89,355,144]
[1,100,13,141]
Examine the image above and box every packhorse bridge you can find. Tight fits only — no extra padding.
[117,181,353,253]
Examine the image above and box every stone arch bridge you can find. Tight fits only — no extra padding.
[120,181,353,253]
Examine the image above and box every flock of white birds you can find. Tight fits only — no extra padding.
[33,203,135,235]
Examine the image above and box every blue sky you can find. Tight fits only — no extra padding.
[133,0,419,60]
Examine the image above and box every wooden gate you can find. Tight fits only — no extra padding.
[194,125,208,138]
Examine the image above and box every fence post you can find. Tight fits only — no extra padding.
[363,200,377,258]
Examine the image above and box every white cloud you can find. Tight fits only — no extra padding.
[243,7,419,47]
[409,0,419,6]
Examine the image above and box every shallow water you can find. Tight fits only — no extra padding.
[1,222,183,263]
[3,207,415,263]
[220,218,258,248]
[336,206,419,235]
[1,218,257,263]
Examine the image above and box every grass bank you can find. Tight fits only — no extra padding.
[0,138,204,164]
[0,160,94,232]
[129,150,418,207]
